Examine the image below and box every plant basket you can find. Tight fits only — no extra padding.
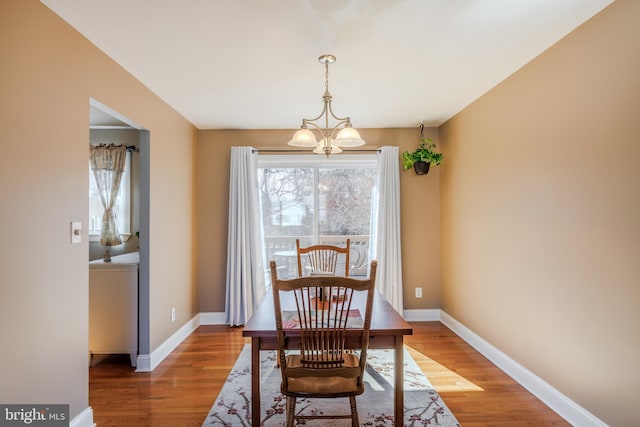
[413,161,430,175]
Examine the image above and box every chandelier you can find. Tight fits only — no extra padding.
[287,54,365,156]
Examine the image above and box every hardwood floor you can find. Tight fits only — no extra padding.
[406,323,569,427]
[89,322,570,426]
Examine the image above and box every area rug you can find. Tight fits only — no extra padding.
[202,345,460,426]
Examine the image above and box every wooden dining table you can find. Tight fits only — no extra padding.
[242,288,413,425]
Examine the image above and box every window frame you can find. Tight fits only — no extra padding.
[258,153,377,239]
[257,153,377,278]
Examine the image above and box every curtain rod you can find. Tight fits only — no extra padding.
[91,143,138,152]
[252,149,381,154]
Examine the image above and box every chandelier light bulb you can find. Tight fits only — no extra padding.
[313,140,343,155]
[287,128,318,147]
[334,126,365,147]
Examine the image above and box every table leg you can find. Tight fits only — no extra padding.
[251,338,260,426]
[395,336,404,425]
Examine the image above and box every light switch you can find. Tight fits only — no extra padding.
[71,221,82,243]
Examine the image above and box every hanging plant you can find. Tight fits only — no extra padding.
[401,124,444,175]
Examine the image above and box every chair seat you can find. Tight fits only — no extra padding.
[284,353,361,394]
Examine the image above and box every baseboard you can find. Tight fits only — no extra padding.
[403,308,440,321]
[439,311,608,427]
[69,406,94,427]
[135,354,151,372]
[135,314,200,372]
[199,311,227,325]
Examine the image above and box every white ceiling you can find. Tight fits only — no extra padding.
[42,0,612,130]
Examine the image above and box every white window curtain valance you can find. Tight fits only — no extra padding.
[370,146,403,313]
[89,144,127,246]
[225,146,266,326]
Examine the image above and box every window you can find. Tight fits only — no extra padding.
[88,150,131,241]
[257,154,377,277]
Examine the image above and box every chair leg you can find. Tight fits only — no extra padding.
[349,396,359,427]
[286,396,296,427]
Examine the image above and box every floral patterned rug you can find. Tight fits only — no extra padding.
[202,345,460,426]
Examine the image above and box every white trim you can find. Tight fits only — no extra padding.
[69,406,94,427]
[199,311,228,325]
[135,354,151,372]
[257,153,377,168]
[89,233,131,243]
[90,98,144,130]
[402,308,440,321]
[440,311,608,427]
[135,314,199,372]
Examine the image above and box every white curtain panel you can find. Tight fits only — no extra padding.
[89,144,127,246]
[225,147,266,326]
[370,146,404,314]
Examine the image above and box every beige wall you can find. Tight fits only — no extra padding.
[0,0,197,420]
[197,127,441,312]
[439,1,640,425]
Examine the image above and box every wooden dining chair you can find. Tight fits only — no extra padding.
[269,259,377,427]
[295,238,351,277]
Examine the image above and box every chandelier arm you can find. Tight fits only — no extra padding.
[326,100,351,123]
[302,117,351,140]
[327,120,352,140]
[300,92,330,125]
[301,120,328,134]
[300,104,329,125]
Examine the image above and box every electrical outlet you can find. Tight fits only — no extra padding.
[415,287,423,298]
[171,307,176,322]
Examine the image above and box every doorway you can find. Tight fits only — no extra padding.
[88,98,150,370]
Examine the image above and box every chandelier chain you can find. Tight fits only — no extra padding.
[325,61,330,94]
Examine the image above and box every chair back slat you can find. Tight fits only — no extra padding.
[270,260,377,379]
[296,239,351,277]
[292,285,355,367]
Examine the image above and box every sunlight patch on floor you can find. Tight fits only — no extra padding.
[406,345,484,392]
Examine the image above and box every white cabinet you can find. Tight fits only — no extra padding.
[89,253,138,367]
